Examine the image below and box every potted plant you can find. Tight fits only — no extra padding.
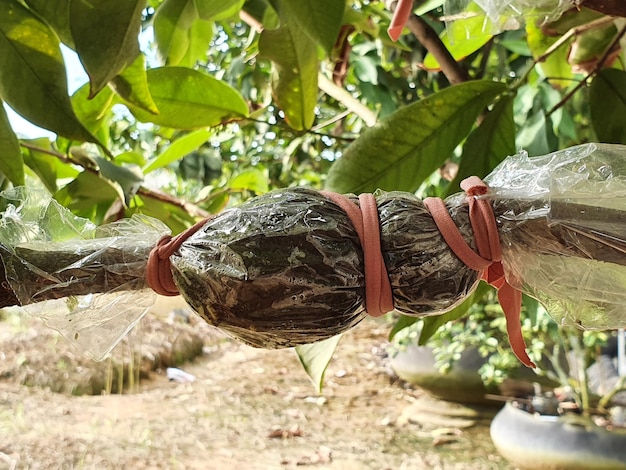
[390,287,626,469]
[389,286,557,405]
[489,322,626,470]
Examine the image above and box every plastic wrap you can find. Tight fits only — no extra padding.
[483,143,626,329]
[0,143,624,357]
[0,187,169,359]
[171,189,478,348]
[444,0,575,37]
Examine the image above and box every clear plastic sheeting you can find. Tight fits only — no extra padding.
[444,0,577,37]
[0,187,169,359]
[0,143,624,356]
[484,143,626,329]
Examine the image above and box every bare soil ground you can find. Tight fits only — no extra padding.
[0,297,510,470]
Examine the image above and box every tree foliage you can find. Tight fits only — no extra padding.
[0,0,625,387]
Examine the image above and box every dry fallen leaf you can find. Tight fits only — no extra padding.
[267,424,304,439]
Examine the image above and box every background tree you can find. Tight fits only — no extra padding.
[0,0,625,386]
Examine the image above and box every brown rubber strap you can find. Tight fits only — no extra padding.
[424,177,536,368]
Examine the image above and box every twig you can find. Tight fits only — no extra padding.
[406,15,469,84]
[311,109,351,132]
[317,74,378,126]
[19,142,210,219]
[239,9,263,33]
[535,16,616,64]
[598,375,626,411]
[547,23,626,117]
[136,187,210,219]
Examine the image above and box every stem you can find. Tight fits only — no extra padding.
[569,332,591,413]
[598,375,626,410]
[535,16,616,64]
[245,114,358,142]
[406,15,470,84]
[19,142,210,220]
[136,187,210,219]
[318,74,378,126]
[544,343,570,388]
[511,16,618,95]
[547,23,626,117]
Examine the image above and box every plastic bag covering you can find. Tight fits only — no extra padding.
[170,189,478,348]
[0,187,169,359]
[444,0,576,37]
[0,143,624,354]
[172,144,625,349]
[482,143,626,329]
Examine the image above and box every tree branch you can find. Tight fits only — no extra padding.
[582,0,626,17]
[547,23,626,117]
[317,74,378,127]
[406,15,470,85]
[19,142,210,220]
[385,0,469,84]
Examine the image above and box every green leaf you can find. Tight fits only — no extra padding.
[144,129,212,173]
[275,0,345,55]
[415,0,444,16]
[129,194,197,234]
[93,156,143,204]
[115,151,146,167]
[229,168,269,194]
[54,171,120,223]
[295,334,342,393]
[24,0,74,47]
[125,67,249,129]
[498,38,532,56]
[446,95,515,196]
[154,0,198,66]
[0,0,99,144]
[71,83,115,133]
[259,22,318,130]
[526,19,573,89]
[515,111,555,157]
[21,138,64,193]
[388,314,419,341]
[179,16,214,68]
[325,81,507,193]
[194,0,244,21]
[0,103,24,185]
[590,68,626,144]
[419,282,491,346]
[522,294,540,325]
[69,0,144,96]
[154,0,215,68]
[423,9,492,71]
[110,54,159,115]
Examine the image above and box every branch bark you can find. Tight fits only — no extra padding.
[582,0,626,17]
[0,197,622,310]
[406,15,470,85]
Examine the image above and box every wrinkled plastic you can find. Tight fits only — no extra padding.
[171,189,479,348]
[444,0,575,37]
[0,187,169,359]
[0,143,624,356]
[483,143,626,329]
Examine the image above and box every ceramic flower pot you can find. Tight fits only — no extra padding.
[490,402,626,470]
[390,345,546,405]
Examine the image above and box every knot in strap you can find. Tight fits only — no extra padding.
[146,218,210,297]
[424,177,536,368]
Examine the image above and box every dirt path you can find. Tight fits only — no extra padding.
[0,299,509,470]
